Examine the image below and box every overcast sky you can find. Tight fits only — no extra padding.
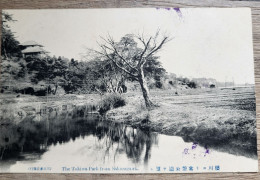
[5,8,255,84]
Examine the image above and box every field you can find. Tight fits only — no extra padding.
[108,87,257,158]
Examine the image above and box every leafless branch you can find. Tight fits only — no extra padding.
[100,35,139,72]
[99,45,138,80]
[146,36,170,58]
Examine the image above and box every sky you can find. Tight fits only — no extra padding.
[4,8,255,84]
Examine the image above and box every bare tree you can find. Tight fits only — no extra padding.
[93,59,126,94]
[90,31,170,109]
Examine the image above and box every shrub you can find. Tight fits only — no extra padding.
[98,93,126,115]
[155,81,163,88]
[187,81,198,89]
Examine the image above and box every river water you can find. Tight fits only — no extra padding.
[0,108,258,173]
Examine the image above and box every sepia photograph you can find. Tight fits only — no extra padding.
[0,8,258,173]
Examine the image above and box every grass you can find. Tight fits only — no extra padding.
[98,93,126,116]
[107,87,257,158]
[0,87,256,158]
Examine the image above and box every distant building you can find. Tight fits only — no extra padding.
[20,41,49,58]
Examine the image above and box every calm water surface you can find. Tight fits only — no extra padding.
[0,107,258,173]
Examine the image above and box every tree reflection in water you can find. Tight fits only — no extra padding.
[95,121,158,165]
[0,106,158,166]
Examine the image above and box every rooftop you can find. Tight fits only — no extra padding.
[21,46,49,54]
[20,41,43,47]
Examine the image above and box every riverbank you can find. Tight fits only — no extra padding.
[107,87,257,158]
[0,93,100,124]
[0,87,257,159]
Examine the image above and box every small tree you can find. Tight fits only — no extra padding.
[86,59,127,94]
[91,31,170,109]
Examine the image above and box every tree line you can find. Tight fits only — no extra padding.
[1,12,198,109]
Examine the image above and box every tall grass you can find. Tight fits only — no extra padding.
[98,93,126,116]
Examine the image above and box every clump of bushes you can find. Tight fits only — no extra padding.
[98,93,126,116]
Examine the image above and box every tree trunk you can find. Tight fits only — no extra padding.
[138,69,153,109]
[3,47,8,59]
[53,84,58,95]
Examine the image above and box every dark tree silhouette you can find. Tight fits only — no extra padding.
[1,12,21,58]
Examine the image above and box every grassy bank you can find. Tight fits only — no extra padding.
[107,87,257,158]
[0,87,256,159]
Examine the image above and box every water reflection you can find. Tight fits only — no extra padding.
[0,105,258,173]
[0,107,158,167]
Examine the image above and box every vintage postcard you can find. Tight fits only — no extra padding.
[0,8,258,173]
